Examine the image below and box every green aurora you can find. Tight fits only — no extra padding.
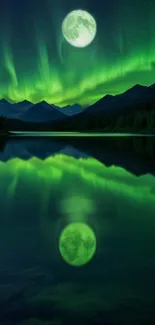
[0,0,155,107]
[1,155,155,226]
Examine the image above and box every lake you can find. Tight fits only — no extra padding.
[0,135,155,325]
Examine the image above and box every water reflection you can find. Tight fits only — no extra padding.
[0,136,155,324]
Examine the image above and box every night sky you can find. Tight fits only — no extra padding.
[0,0,155,107]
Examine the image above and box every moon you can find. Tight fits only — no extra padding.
[58,222,96,266]
[61,10,97,48]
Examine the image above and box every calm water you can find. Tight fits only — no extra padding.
[0,136,155,325]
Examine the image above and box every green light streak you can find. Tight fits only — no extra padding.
[0,155,155,206]
[0,3,155,108]
[1,48,155,107]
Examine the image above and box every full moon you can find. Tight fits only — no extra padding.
[59,223,96,266]
[61,10,97,48]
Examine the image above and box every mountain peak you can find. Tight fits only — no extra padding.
[126,84,147,92]
[39,100,48,104]
[0,99,9,104]
[21,100,32,104]
[49,103,82,116]
[20,101,66,122]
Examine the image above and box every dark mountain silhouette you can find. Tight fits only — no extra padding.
[18,101,68,123]
[0,99,82,122]
[0,99,8,104]
[0,99,33,118]
[0,83,155,131]
[50,83,155,132]
[62,136,155,176]
[52,103,82,116]
[78,83,155,116]
[1,136,155,177]
[0,138,88,161]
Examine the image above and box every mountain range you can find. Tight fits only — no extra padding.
[86,83,155,115]
[0,136,155,177]
[0,83,155,132]
[51,83,155,132]
[0,100,82,122]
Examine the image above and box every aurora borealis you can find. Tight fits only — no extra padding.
[0,0,155,107]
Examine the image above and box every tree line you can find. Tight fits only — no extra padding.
[0,115,8,131]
